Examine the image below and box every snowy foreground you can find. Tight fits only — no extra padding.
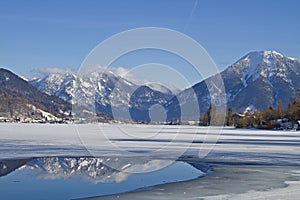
[1,123,300,199]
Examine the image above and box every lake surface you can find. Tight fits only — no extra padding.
[1,124,300,199]
[0,157,210,200]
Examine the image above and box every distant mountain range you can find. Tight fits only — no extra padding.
[1,50,299,122]
[30,69,175,121]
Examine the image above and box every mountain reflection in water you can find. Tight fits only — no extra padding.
[0,157,210,199]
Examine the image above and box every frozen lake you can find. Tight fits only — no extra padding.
[1,123,300,199]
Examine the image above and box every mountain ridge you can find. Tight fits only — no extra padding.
[224,50,300,110]
[165,50,300,121]
[30,68,175,122]
[2,50,299,123]
[0,68,71,121]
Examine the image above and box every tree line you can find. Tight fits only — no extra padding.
[200,94,300,129]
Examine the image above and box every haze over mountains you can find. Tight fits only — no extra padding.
[1,50,299,122]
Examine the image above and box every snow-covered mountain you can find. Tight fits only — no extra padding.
[166,50,300,120]
[29,50,300,122]
[30,72,76,104]
[30,69,175,121]
[223,50,300,111]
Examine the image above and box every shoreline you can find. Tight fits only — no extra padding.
[84,163,300,200]
[1,124,300,199]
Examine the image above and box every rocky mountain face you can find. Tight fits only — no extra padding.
[166,50,300,121]
[223,50,300,111]
[0,68,71,121]
[30,69,175,122]
[10,50,299,122]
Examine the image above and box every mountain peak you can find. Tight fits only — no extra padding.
[219,50,300,112]
[226,49,300,90]
[262,50,283,57]
[244,50,284,61]
[233,50,292,72]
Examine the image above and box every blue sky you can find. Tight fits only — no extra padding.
[0,0,300,87]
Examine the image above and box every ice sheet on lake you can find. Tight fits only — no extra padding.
[1,123,300,166]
